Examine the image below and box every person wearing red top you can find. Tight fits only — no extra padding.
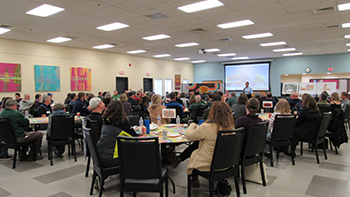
[133,91,141,102]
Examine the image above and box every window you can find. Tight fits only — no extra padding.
[165,79,173,94]
[183,79,189,84]
[154,78,163,96]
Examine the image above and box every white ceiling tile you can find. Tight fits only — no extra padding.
[70,1,110,14]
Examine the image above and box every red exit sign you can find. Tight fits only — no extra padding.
[327,67,334,71]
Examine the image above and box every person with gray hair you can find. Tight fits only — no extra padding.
[317,92,330,107]
[19,94,33,114]
[0,99,43,161]
[37,94,52,117]
[188,95,206,120]
[226,92,237,107]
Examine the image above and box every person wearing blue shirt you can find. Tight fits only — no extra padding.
[243,81,253,98]
[165,92,184,117]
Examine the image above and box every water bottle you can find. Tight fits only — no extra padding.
[198,119,204,125]
[260,109,264,113]
[176,115,181,127]
[157,114,161,126]
[144,118,150,134]
[139,117,143,127]
[24,111,29,119]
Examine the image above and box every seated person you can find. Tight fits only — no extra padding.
[226,92,237,107]
[19,94,33,115]
[120,93,132,115]
[68,93,77,112]
[317,92,330,107]
[330,92,341,105]
[264,92,277,106]
[202,92,223,120]
[86,97,105,130]
[37,94,52,117]
[165,92,184,117]
[288,92,301,110]
[235,98,262,131]
[188,95,206,120]
[139,96,150,119]
[148,94,170,124]
[291,93,309,115]
[96,101,138,168]
[0,99,43,161]
[127,92,139,106]
[231,93,248,122]
[46,103,69,157]
[72,92,90,116]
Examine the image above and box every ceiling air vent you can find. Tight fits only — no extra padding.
[146,13,169,20]
[220,38,233,42]
[312,6,335,14]
[192,28,204,32]
[322,24,340,30]
[0,24,13,28]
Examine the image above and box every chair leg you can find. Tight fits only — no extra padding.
[270,145,274,167]
[234,168,241,197]
[300,141,303,155]
[329,139,333,150]
[168,176,175,194]
[323,142,327,160]
[335,146,338,154]
[260,162,266,186]
[276,147,280,159]
[241,164,247,194]
[90,172,96,195]
[314,143,320,164]
[291,144,295,165]
[68,144,71,157]
[187,175,192,197]
[132,192,136,197]
[99,177,104,197]
[72,143,77,162]
[165,176,169,197]
[209,179,214,197]
[85,156,91,177]
[13,148,18,169]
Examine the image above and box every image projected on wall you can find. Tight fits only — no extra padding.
[0,62,21,92]
[71,67,91,91]
[225,63,270,91]
[34,65,60,91]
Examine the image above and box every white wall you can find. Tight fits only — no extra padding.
[0,38,193,102]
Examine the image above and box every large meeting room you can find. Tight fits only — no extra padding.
[1,0,350,197]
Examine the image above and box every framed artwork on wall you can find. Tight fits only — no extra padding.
[0,62,21,92]
[70,67,91,91]
[34,65,60,91]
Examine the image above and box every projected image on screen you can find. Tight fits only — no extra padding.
[225,63,270,91]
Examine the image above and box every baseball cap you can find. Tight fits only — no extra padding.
[48,93,53,96]
[89,97,101,110]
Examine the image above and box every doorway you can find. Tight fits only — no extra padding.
[116,77,128,94]
[143,78,153,92]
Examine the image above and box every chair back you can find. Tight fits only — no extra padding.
[196,104,207,118]
[242,122,268,158]
[0,118,17,144]
[318,105,332,114]
[167,105,183,119]
[127,114,139,126]
[132,105,141,115]
[50,115,75,140]
[344,104,350,120]
[210,128,244,172]
[85,118,101,147]
[271,114,296,141]
[84,128,102,172]
[317,112,332,139]
[117,136,161,180]
[262,101,273,109]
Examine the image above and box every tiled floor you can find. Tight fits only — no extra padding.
[0,130,350,197]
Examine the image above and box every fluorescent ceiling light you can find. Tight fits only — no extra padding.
[260,41,286,47]
[217,53,236,57]
[143,34,171,41]
[217,20,254,29]
[127,50,146,54]
[175,42,199,47]
[285,74,289,76]
[93,44,114,49]
[348,49,350,52]
[204,48,220,52]
[346,43,350,46]
[97,22,129,31]
[232,57,249,60]
[338,3,350,11]
[26,4,64,17]
[174,57,190,61]
[273,48,296,52]
[178,0,224,13]
[342,22,350,28]
[302,73,307,75]
[345,34,350,39]
[153,54,171,58]
[0,27,11,35]
[283,52,303,56]
[47,37,71,43]
[327,72,331,74]
[242,33,273,39]
[192,60,206,63]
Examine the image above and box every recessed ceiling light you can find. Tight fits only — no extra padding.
[47,37,72,43]
[342,22,350,28]
[232,57,249,60]
[26,4,64,17]
[217,20,254,29]
[217,53,236,57]
[243,33,273,39]
[175,42,199,47]
[174,57,190,61]
[204,48,220,52]
[0,27,11,35]
[260,41,286,47]
[97,22,129,31]
[285,74,289,76]
[93,44,114,49]
[153,54,171,58]
[273,48,296,52]
[127,50,146,54]
[178,0,224,13]
[327,72,331,74]
[302,73,307,75]
[283,52,303,56]
[338,3,350,11]
[192,60,206,63]
[143,34,171,41]
[345,34,350,39]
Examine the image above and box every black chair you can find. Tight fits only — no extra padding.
[117,136,168,197]
[318,105,332,114]
[300,112,331,164]
[84,118,102,177]
[240,122,268,194]
[84,129,119,197]
[195,105,207,122]
[0,118,36,169]
[47,115,76,166]
[132,105,141,115]
[166,105,183,123]
[326,108,347,154]
[188,128,244,197]
[266,115,296,167]
[343,104,350,129]
[262,101,274,113]
[127,114,139,126]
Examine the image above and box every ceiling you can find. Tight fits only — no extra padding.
[1,0,350,63]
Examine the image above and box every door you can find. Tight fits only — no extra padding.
[116,77,128,94]
[143,78,153,92]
